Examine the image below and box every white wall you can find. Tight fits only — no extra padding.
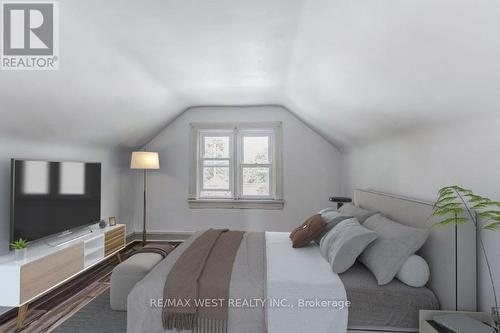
[341,114,500,313]
[128,106,342,234]
[0,138,131,255]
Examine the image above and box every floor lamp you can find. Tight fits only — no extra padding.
[130,151,160,246]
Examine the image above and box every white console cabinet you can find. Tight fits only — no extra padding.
[0,224,126,328]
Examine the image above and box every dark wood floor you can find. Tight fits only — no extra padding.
[0,241,179,333]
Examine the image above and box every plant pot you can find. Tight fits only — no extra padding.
[15,248,27,261]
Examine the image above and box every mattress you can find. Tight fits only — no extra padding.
[340,263,439,331]
[266,232,348,333]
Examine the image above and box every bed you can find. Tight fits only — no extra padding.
[341,263,438,331]
[127,189,477,333]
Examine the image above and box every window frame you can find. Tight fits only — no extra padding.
[188,122,284,209]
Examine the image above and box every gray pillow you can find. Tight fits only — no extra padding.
[313,210,353,244]
[338,203,378,223]
[318,207,336,214]
[359,214,430,285]
[319,218,378,274]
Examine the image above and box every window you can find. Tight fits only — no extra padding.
[189,122,284,209]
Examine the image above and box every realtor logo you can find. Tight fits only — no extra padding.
[1,1,59,70]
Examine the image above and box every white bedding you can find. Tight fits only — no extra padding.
[127,231,348,333]
[266,232,348,333]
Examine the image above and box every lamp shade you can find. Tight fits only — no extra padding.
[130,151,160,170]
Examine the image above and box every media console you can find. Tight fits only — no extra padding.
[0,224,126,329]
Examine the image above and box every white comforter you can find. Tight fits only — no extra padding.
[266,232,348,333]
[128,231,348,333]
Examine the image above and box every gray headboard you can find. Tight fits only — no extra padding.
[354,189,477,311]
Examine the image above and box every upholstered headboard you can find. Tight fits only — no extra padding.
[354,189,477,311]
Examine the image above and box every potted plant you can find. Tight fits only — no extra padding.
[10,238,29,261]
[432,186,500,326]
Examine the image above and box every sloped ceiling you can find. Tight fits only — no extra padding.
[1,0,499,149]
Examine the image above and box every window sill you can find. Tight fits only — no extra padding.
[188,199,285,210]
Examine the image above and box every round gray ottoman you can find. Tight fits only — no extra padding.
[110,253,163,311]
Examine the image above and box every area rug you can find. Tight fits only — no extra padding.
[52,289,126,333]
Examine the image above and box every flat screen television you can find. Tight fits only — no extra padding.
[10,159,101,242]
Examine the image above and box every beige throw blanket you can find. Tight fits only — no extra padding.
[163,229,244,332]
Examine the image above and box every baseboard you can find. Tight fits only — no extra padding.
[126,231,195,243]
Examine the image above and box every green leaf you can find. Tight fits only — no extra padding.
[471,203,489,209]
[468,196,500,207]
[478,211,500,217]
[466,194,486,202]
[433,186,500,225]
[438,187,455,196]
[433,202,462,212]
[433,217,468,227]
[457,186,471,192]
[438,202,462,208]
[484,222,500,231]
[433,207,464,216]
[451,186,472,194]
[435,196,457,205]
[432,208,454,216]
[438,186,454,193]
[482,216,500,222]
[10,238,29,249]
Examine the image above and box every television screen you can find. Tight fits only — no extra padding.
[10,159,101,242]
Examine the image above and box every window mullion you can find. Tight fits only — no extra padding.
[200,157,231,161]
[240,163,271,168]
[233,127,240,199]
[201,158,230,168]
[198,132,203,198]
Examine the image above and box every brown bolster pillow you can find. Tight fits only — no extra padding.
[289,214,326,248]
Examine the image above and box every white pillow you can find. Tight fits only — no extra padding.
[396,255,430,287]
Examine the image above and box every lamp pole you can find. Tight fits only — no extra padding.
[143,169,147,246]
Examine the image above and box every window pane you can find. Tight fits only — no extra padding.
[200,190,232,198]
[203,160,229,166]
[242,167,270,196]
[243,136,269,164]
[204,136,230,158]
[203,167,229,190]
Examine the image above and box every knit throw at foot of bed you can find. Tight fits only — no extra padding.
[162,229,244,333]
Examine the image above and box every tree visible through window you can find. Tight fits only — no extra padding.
[241,135,271,196]
[200,134,232,198]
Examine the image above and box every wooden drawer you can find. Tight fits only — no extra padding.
[105,226,125,256]
[20,243,84,303]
